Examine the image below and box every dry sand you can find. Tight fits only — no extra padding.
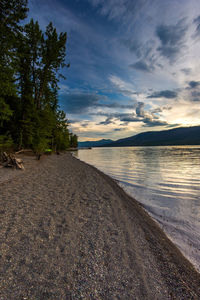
[0,152,200,299]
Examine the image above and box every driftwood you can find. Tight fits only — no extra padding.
[15,149,33,155]
[0,152,25,170]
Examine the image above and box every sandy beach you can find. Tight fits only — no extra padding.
[0,152,200,299]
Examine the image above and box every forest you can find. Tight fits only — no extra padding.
[0,0,78,155]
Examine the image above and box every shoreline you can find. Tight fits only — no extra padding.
[75,148,200,274]
[75,153,200,270]
[0,152,200,299]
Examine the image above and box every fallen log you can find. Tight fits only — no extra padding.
[15,149,33,155]
[0,152,25,170]
[2,152,9,162]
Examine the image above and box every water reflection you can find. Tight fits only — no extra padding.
[75,146,200,271]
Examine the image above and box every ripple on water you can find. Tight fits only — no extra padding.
[76,146,200,271]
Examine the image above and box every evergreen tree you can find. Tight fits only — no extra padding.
[53,110,70,151]
[0,1,76,153]
[70,133,78,148]
[0,0,28,148]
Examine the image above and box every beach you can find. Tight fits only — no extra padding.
[0,152,200,299]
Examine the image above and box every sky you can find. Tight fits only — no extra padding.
[28,0,200,141]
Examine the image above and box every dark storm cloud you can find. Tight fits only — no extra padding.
[147,90,177,99]
[93,112,135,118]
[96,112,139,125]
[191,91,200,97]
[95,102,169,127]
[188,81,200,89]
[194,15,200,37]
[61,93,101,114]
[190,90,200,102]
[142,117,168,127]
[130,60,154,72]
[98,103,135,109]
[156,19,188,61]
[61,93,135,114]
[185,81,200,102]
[120,115,140,122]
[135,102,168,126]
[135,102,145,117]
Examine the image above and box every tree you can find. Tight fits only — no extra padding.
[0,0,28,149]
[70,133,78,148]
[0,1,76,153]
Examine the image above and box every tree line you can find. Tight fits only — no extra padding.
[0,0,78,154]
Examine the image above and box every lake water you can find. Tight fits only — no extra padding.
[74,146,200,271]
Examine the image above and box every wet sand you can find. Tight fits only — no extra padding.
[0,152,200,299]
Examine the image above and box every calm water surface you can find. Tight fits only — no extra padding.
[75,146,200,271]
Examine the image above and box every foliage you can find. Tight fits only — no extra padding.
[0,1,77,153]
[70,133,78,148]
[0,134,13,153]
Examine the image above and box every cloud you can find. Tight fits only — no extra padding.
[190,90,200,102]
[123,39,158,72]
[142,117,168,127]
[135,102,168,126]
[151,106,172,113]
[156,19,188,61]
[88,0,152,25]
[92,111,134,117]
[181,68,192,75]
[28,0,200,141]
[68,119,81,124]
[147,90,177,99]
[114,128,126,131]
[98,103,135,109]
[151,107,162,113]
[95,102,169,127]
[109,75,131,90]
[98,113,169,127]
[80,122,90,128]
[188,81,200,89]
[194,15,200,37]
[60,92,135,114]
[191,91,200,97]
[119,115,140,122]
[135,102,145,117]
[122,39,142,57]
[130,60,154,72]
[185,81,200,101]
[108,75,137,96]
[96,112,138,125]
[99,116,115,125]
[60,93,101,114]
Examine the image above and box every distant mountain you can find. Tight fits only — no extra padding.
[78,139,113,148]
[105,126,200,147]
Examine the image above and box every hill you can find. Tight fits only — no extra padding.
[105,126,200,147]
[78,139,113,148]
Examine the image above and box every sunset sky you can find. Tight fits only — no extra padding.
[28,0,200,141]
